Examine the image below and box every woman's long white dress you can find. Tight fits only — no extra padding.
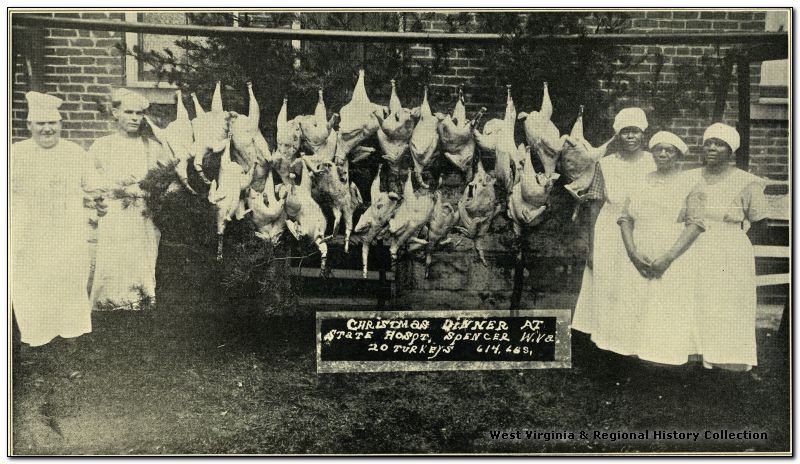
[88,134,165,310]
[619,169,705,365]
[572,151,655,354]
[11,138,94,346]
[690,167,769,370]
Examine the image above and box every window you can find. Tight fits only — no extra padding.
[124,12,237,89]
[753,10,788,120]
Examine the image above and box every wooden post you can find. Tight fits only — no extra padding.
[736,53,751,171]
[510,242,525,317]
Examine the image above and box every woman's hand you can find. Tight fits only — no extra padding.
[648,254,674,279]
[628,250,652,278]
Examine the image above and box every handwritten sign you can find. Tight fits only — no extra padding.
[316,309,571,373]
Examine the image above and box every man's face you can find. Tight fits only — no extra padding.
[113,102,145,135]
[27,120,62,149]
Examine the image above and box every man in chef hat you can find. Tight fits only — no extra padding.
[111,88,151,136]
[11,91,96,349]
[88,87,169,312]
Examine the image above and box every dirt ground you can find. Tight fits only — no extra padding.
[11,285,790,455]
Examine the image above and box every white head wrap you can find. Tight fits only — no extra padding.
[613,107,648,133]
[112,88,150,110]
[702,123,740,152]
[648,131,688,155]
[26,91,63,122]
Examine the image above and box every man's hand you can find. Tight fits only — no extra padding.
[95,197,108,217]
[565,186,590,203]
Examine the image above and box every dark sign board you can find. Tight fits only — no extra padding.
[316,309,571,373]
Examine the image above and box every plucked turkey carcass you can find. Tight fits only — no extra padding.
[336,69,385,161]
[560,105,613,198]
[353,165,401,278]
[191,81,231,186]
[207,139,252,260]
[438,88,486,177]
[373,80,419,170]
[143,90,196,194]
[476,85,517,192]
[409,86,439,188]
[313,159,363,253]
[247,169,286,245]
[229,82,271,191]
[284,158,329,272]
[387,170,435,266]
[296,89,339,167]
[456,160,501,267]
[507,143,559,241]
[517,82,562,178]
[273,97,303,186]
[409,181,460,279]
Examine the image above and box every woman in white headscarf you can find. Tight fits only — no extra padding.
[689,123,769,371]
[572,107,656,357]
[616,131,706,365]
[88,89,170,311]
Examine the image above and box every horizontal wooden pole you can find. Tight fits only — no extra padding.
[756,273,790,287]
[11,14,789,50]
[753,245,791,259]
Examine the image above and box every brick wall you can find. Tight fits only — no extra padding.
[11,12,125,149]
[406,11,789,180]
[11,10,788,179]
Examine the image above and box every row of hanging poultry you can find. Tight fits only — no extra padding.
[146,70,612,278]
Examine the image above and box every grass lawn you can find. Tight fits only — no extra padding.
[11,276,790,455]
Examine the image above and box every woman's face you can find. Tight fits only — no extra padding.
[651,143,680,172]
[702,138,732,167]
[619,127,644,153]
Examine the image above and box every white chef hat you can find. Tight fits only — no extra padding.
[702,122,740,152]
[111,88,150,110]
[26,91,63,122]
[648,131,688,156]
[613,107,648,133]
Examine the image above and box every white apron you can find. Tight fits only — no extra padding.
[572,151,655,355]
[88,134,164,310]
[11,139,93,346]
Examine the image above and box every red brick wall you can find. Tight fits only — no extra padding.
[11,11,788,180]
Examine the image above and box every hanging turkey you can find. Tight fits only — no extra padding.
[409,86,439,188]
[353,165,401,278]
[507,143,559,246]
[475,85,516,192]
[409,179,460,279]
[247,170,286,245]
[387,170,435,267]
[229,82,271,191]
[561,105,613,199]
[517,82,562,178]
[297,89,339,167]
[284,158,329,273]
[438,87,486,178]
[143,90,196,194]
[337,69,385,162]
[312,158,363,253]
[191,82,231,186]
[456,159,501,267]
[373,80,419,171]
[208,139,252,260]
[273,97,303,186]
